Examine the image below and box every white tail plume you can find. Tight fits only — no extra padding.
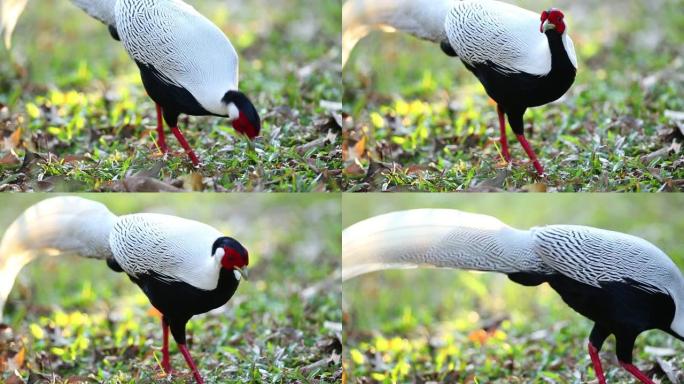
[0,0,27,48]
[0,196,117,318]
[342,0,455,66]
[342,209,546,281]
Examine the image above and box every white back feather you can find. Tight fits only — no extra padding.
[115,0,239,116]
[445,0,577,76]
[109,213,224,291]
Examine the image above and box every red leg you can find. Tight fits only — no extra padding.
[161,318,172,373]
[515,134,544,175]
[156,104,168,153]
[588,342,606,384]
[171,126,200,167]
[619,361,655,384]
[178,343,204,384]
[497,105,511,162]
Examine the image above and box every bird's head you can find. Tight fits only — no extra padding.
[212,237,249,281]
[222,90,261,140]
[540,8,566,34]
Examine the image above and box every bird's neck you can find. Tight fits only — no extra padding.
[216,268,240,290]
[545,31,577,75]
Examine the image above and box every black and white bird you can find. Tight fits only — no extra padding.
[343,209,684,384]
[343,0,578,175]
[1,0,261,167]
[115,0,261,166]
[0,197,249,384]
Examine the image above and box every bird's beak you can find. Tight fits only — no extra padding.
[541,20,555,33]
[234,267,249,281]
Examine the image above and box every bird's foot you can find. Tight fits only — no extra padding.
[161,361,174,375]
[619,361,655,384]
[530,159,545,176]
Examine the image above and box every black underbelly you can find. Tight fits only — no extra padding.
[464,60,576,109]
[130,270,239,321]
[540,273,674,335]
[135,61,212,124]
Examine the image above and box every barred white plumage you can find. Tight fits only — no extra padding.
[445,0,577,75]
[109,213,225,290]
[115,0,239,117]
[531,225,676,295]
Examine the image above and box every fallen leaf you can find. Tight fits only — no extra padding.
[120,177,184,192]
[655,357,680,384]
[468,329,490,344]
[0,152,20,165]
[522,183,548,192]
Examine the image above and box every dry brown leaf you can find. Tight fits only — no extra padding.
[6,128,22,150]
[523,183,548,192]
[343,163,366,177]
[188,172,204,191]
[0,152,20,165]
[121,177,184,192]
[406,164,429,175]
[352,136,366,160]
[468,329,490,344]
[8,347,24,371]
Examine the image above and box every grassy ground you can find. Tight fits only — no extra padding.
[342,194,684,383]
[0,0,342,192]
[342,0,684,191]
[0,194,342,383]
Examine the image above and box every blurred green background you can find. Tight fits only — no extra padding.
[0,0,342,192]
[342,194,684,383]
[0,194,341,383]
[343,0,684,192]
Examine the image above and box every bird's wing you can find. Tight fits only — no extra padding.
[115,0,238,114]
[531,225,678,295]
[444,0,551,76]
[109,213,224,291]
[70,0,116,26]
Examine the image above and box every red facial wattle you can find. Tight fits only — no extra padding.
[232,113,258,139]
[220,247,249,270]
[540,9,565,34]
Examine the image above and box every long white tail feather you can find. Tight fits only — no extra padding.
[0,0,27,48]
[342,209,547,280]
[342,0,455,66]
[0,196,117,318]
